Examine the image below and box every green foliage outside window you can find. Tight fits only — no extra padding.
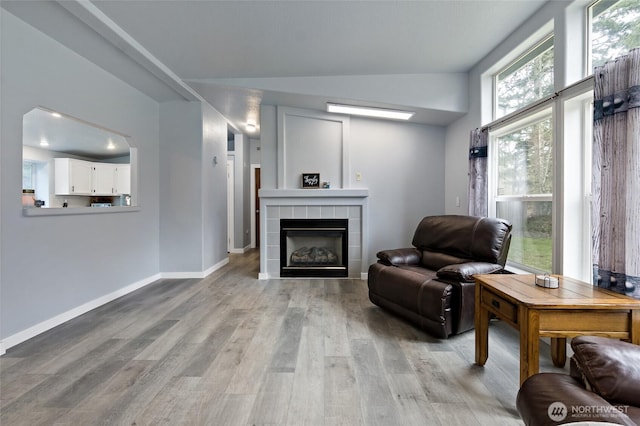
[591,0,640,69]
[496,37,554,118]
[496,118,553,197]
[495,117,553,272]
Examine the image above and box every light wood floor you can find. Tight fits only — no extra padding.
[1,250,570,425]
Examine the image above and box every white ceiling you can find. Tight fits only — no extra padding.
[92,0,546,78]
[4,0,549,135]
[23,108,130,160]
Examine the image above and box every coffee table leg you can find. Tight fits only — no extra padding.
[551,337,567,367]
[475,285,489,366]
[632,310,639,345]
[520,307,540,385]
[475,306,489,365]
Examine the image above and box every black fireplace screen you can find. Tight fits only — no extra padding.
[280,218,348,277]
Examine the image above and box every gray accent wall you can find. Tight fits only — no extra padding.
[1,9,160,340]
[349,117,446,259]
[260,105,446,266]
[231,133,250,251]
[242,134,252,249]
[158,100,229,272]
[159,101,204,272]
[0,9,231,349]
[201,102,230,267]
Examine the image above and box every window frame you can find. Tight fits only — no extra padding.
[558,88,594,282]
[489,106,555,273]
[493,33,555,120]
[480,2,608,281]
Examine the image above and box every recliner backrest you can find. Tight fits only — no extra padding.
[411,215,512,270]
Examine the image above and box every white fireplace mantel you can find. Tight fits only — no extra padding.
[259,188,369,199]
[258,188,369,280]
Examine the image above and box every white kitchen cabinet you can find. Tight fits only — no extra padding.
[54,158,93,195]
[92,163,116,195]
[114,164,130,195]
[55,159,130,196]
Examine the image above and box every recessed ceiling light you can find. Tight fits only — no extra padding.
[40,139,49,147]
[327,103,415,120]
[50,112,62,118]
[246,123,257,132]
[107,140,116,150]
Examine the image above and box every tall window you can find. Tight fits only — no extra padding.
[495,36,554,118]
[589,0,640,69]
[490,110,553,272]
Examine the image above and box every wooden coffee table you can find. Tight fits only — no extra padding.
[474,274,640,385]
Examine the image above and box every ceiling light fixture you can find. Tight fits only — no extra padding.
[40,139,49,147]
[327,103,415,120]
[107,140,116,150]
[246,123,257,132]
[50,112,62,118]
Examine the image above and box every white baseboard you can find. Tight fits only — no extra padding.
[229,245,251,254]
[160,257,229,279]
[258,272,270,280]
[0,273,162,356]
[360,272,368,281]
[0,257,231,355]
[201,257,230,277]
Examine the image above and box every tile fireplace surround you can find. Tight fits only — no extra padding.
[258,189,369,279]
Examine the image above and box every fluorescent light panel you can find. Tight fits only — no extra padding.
[327,103,414,120]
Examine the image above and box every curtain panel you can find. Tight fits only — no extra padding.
[468,128,488,217]
[592,48,640,298]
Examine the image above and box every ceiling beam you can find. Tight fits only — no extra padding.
[56,0,203,103]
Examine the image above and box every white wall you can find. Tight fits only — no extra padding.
[1,10,160,343]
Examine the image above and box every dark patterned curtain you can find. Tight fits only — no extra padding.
[592,48,640,298]
[468,128,488,217]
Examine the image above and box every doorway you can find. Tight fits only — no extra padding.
[250,164,261,248]
[227,157,235,252]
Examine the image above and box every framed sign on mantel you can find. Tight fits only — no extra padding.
[301,173,320,188]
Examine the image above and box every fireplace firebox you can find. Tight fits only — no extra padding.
[280,218,348,277]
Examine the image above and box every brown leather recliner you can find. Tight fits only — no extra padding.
[517,336,640,425]
[368,215,512,338]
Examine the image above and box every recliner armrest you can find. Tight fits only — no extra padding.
[436,262,503,283]
[376,248,421,266]
[517,373,635,426]
[571,336,640,407]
